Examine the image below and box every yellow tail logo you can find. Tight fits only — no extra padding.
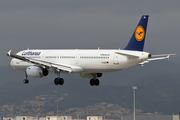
[135,26,145,41]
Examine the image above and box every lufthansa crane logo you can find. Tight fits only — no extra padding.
[135,25,145,41]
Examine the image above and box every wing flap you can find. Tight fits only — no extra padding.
[51,64,72,72]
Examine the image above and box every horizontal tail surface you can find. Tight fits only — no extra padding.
[124,15,149,51]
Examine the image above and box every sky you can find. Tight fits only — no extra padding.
[1,0,180,65]
[1,1,180,114]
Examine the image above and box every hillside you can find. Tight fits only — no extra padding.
[1,79,180,117]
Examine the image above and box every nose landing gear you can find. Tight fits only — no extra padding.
[23,72,29,84]
[23,79,29,84]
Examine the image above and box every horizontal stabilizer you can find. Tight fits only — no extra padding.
[139,54,176,65]
[151,54,176,58]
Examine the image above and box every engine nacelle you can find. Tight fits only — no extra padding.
[26,66,49,78]
[80,73,103,79]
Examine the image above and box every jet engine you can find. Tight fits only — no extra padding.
[26,66,49,78]
[80,73,102,79]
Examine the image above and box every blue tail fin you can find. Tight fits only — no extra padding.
[124,15,149,51]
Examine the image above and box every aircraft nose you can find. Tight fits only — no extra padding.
[10,58,16,69]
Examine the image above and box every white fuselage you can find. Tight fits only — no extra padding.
[10,49,150,74]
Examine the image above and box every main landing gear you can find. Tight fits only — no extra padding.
[90,79,100,86]
[54,71,64,85]
[54,78,64,85]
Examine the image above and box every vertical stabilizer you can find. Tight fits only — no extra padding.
[124,15,149,51]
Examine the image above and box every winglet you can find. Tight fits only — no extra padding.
[7,50,12,56]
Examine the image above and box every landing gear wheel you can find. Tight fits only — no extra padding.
[59,78,64,85]
[90,79,100,86]
[54,78,64,85]
[23,79,29,84]
[54,78,59,85]
[90,79,95,86]
[94,79,100,86]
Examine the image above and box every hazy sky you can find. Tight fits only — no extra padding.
[1,0,180,65]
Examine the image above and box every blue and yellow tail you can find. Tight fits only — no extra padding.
[124,15,149,51]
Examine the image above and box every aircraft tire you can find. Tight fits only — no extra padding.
[90,79,95,86]
[54,78,59,85]
[95,79,100,86]
[23,79,29,84]
[59,78,64,85]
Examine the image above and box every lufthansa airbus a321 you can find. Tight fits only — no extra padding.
[7,15,175,86]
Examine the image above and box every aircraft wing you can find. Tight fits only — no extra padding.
[7,50,83,73]
[139,54,176,66]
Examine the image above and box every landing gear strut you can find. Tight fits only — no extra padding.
[23,72,29,84]
[90,79,100,86]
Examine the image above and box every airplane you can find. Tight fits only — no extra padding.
[7,15,175,86]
